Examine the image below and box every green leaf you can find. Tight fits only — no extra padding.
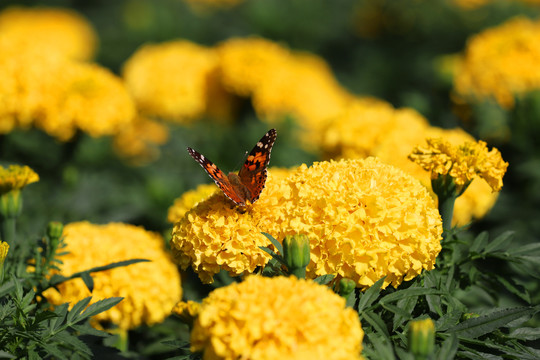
[0,278,16,298]
[361,311,390,338]
[357,277,385,313]
[508,242,540,256]
[493,274,530,303]
[470,231,489,254]
[483,231,514,254]
[380,287,444,305]
[80,297,123,319]
[363,332,396,360]
[448,306,537,339]
[258,246,287,267]
[508,327,540,341]
[71,324,109,337]
[312,274,335,285]
[51,331,92,356]
[436,334,458,360]
[80,272,94,293]
[52,303,69,331]
[261,232,283,255]
[393,295,418,331]
[67,297,92,324]
[380,303,413,325]
[39,342,68,360]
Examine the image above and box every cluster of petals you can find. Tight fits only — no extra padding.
[454,16,540,109]
[190,275,364,360]
[171,159,442,288]
[43,222,182,330]
[409,138,508,192]
[167,183,218,224]
[321,98,500,225]
[0,165,39,195]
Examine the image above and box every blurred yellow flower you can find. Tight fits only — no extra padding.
[191,276,364,360]
[113,116,170,165]
[172,160,442,289]
[0,6,97,60]
[409,138,508,192]
[167,183,218,224]
[123,40,233,123]
[454,17,540,109]
[0,43,136,140]
[172,300,201,326]
[0,241,9,262]
[0,165,39,195]
[43,222,182,330]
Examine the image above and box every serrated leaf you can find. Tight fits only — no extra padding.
[71,324,109,337]
[80,272,94,293]
[381,303,412,323]
[0,278,16,298]
[52,331,92,356]
[67,297,93,324]
[493,274,530,303]
[436,333,458,360]
[31,310,58,329]
[508,242,540,256]
[357,277,385,312]
[448,306,536,339]
[52,303,69,331]
[80,297,123,319]
[470,231,489,254]
[162,340,189,348]
[313,274,335,285]
[39,342,68,360]
[380,288,444,304]
[261,232,283,255]
[393,295,417,331]
[361,311,390,338]
[508,327,540,340]
[364,332,396,360]
[484,231,514,254]
[258,246,287,266]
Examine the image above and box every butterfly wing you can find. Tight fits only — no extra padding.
[187,147,246,206]
[238,129,277,203]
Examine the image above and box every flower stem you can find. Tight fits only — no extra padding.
[289,267,306,279]
[438,192,456,240]
[0,216,16,245]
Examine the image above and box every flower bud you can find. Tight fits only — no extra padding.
[337,278,356,299]
[0,241,9,284]
[47,222,64,243]
[408,318,435,358]
[282,234,310,278]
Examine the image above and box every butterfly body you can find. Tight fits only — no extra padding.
[187,129,277,207]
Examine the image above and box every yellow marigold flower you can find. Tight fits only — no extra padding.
[454,17,540,109]
[217,37,292,97]
[167,183,218,224]
[113,116,169,165]
[171,160,442,288]
[409,138,508,192]
[0,241,9,262]
[123,40,227,123]
[191,276,364,360]
[0,6,97,61]
[43,222,182,330]
[253,51,351,148]
[172,300,201,326]
[0,165,39,195]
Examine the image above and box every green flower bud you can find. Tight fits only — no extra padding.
[282,234,311,278]
[47,221,64,242]
[337,278,356,299]
[408,318,435,358]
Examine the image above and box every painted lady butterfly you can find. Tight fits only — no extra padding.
[187,129,277,207]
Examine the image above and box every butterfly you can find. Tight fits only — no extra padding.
[187,129,277,207]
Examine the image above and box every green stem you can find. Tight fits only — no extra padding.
[0,217,16,246]
[438,192,457,240]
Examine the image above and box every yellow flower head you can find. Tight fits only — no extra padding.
[191,276,364,360]
[113,116,170,165]
[454,17,540,108]
[123,40,228,123]
[0,165,39,195]
[171,160,442,289]
[167,183,218,224]
[172,300,201,326]
[43,222,182,330]
[0,6,98,61]
[0,241,9,263]
[409,138,508,192]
